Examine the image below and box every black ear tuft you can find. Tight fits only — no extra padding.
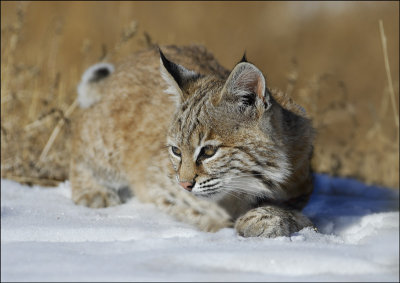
[159,48,185,87]
[158,47,168,67]
[239,52,248,63]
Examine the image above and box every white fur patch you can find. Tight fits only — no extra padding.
[77,62,114,108]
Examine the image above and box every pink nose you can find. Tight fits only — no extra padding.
[179,181,194,191]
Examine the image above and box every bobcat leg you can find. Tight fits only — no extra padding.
[70,160,121,208]
[134,163,233,232]
[234,205,313,238]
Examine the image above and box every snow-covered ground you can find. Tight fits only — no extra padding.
[1,174,399,282]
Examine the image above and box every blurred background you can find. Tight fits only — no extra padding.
[1,1,399,188]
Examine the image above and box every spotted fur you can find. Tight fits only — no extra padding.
[70,45,315,237]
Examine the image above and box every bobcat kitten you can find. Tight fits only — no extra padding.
[70,45,314,237]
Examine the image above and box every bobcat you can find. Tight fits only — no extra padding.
[70,45,315,237]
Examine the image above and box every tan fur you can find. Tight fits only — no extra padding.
[70,45,315,237]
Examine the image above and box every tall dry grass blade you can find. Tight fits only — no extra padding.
[379,20,399,139]
[28,79,40,122]
[285,58,298,97]
[105,20,138,61]
[38,99,78,163]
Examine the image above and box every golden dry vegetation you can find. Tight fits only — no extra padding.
[1,1,399,188]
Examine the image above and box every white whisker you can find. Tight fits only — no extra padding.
[222,185,264,198]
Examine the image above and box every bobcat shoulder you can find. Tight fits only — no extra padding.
[70,45,315,237]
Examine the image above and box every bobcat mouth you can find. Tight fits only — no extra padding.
[193,186,222,198]
[181,178,223,198]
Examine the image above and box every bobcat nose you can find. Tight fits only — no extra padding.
[179,181,195,192]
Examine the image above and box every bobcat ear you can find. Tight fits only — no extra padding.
[239,52,247,63]
[214,62,271,115]
[159,49,200,105]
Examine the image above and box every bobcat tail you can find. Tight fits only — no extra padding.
[77,62,114,108]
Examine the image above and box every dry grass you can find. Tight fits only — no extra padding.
[1,2,148,186]
[1,2,399,188]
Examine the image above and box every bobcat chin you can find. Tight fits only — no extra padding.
[70,45,315,237]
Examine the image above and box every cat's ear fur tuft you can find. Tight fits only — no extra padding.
[239,52,247,63]
[214,62,271,116]
[159,49,200,106]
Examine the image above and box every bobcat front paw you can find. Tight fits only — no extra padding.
[202,216,234,232]
[73,190,121,208]
[173,205,234,232]
[234,206,313,238]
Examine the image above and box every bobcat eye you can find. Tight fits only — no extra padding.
[171,146,181,157]
[199,145,218,160]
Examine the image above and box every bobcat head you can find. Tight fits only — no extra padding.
[160,49,290,202]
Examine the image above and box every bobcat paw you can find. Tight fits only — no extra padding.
[172,205,234,232]
[234,206,313,238]
[202,216,234,232]
[73,190,121,208]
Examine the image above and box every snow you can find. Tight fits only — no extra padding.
[1,174,399,282]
